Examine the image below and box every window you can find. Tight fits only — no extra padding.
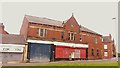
[95,38,97,44]
[61,32,64,39]
[74,34,75,40]
[68,32,75,40]
[93,37,97,44]
[104,52,108,57]
[70,23,74,27]
[91,49,94,56]
[104,45,107,49]
[39,28,47,37]
[68,33,70,40]
[97,49,99,56]
[80,34,82,41]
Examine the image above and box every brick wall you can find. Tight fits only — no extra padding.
[20,15,106,60]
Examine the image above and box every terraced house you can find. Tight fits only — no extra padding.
[20,14,116,62]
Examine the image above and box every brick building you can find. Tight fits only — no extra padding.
[0,34,26,63]
[103,34,116,59]
[20,14,116,62]
[0,23,26,63]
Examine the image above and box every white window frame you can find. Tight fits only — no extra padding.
[104,45,107,49]
[93,37,97,44]
[39,28,46,37]
[68,32,75,40]
[95,37,97,44]
[104,52,108,57]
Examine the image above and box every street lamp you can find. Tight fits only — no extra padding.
[112,17,118,60]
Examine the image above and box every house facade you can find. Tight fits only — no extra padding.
[103,34,116,59]
[20,15,116,62]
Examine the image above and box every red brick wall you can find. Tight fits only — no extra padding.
[21,16,104,60]
[103,42,113,59]
[81,31,104,59]
[20,17,29,39]
[27,23,64,41]
[63,16,80,43]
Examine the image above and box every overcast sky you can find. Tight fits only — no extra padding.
[1,2,118,52]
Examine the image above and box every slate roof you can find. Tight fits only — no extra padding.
[80,25,99,35]
[103,36,112,43]
[25,15,64,27]
[0,34,26,44]
[25,15,100,35]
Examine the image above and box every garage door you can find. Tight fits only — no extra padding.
[28,43,51,62]
[2,53,22,63]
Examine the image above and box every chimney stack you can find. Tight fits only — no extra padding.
[0,23,4,30]
[109,34,112,41]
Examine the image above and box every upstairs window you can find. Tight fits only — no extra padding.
[39,28,47,37]
[93,37,97,44]
[61,32,64,39]
[68,32,75,40]
[104,45,107,49]
[80,34,82,41]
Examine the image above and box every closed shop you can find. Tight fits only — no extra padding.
[80,48,86,59]
[55,46,70,58]
[1,34,26,63]
[54,42,88,60]
[2,53,23,63]
[55,46,87,59]
[74,49,80,58]
[0,44,25,63]
[28,43,52,62]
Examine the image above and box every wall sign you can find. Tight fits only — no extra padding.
[0,44,25,53]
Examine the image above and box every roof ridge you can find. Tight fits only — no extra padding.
[42,17,62,23]
[80,25,100,35]
[25,15,63,23]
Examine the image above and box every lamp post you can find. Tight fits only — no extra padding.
[112,17,118,60]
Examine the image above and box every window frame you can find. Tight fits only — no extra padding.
[39,28,47,37]
[61,32,64,39]
[104,52,108,57]
[104,44,107,49]
[93,36,97,44]
[80,34,82,41]
[68,32,75,40]
[97,49,99,56]
[91,49,94,56]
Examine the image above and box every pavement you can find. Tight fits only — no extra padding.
[118,57,120,62]
[2,58,118,66]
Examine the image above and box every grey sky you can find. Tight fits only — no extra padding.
[1,2,118,52]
